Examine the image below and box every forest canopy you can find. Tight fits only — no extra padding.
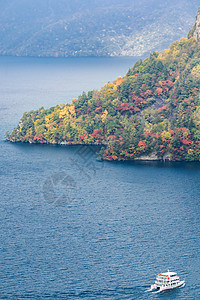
[7,37,200,161]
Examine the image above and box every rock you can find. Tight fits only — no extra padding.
[60,141,69,145]
[189,6,200,40]
[134,153,170,161]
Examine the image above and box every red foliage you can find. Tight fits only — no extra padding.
[155,133,161,139]
[134,107,140,112]
[94,107,101,113]
[117,102,129,111]
[138,141,147,148]
[108,135,116,140]
[181,138,191,145]
[144,132,152,137]
[33,136,43,141]
[80,134,88,140]
[91,129,102,138]
[121,103,129,110]
[144,90,152,96]
[167,80,174,87]
[156,87,163,95]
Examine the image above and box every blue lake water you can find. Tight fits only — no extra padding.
[0,56,200,299]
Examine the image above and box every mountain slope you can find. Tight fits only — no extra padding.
[0,0,198,57]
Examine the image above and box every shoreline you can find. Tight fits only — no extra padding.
[6,139,198,162]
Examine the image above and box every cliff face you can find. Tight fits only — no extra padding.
[189,5,200,40]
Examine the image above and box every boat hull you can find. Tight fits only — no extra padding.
[150,281,185,292]
[160,281,185,291]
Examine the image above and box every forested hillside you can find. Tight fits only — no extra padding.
[0,0,198,57]
[8,35,200,161]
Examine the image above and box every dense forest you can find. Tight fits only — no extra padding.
[7,35,200,161]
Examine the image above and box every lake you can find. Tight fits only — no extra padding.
[0,56,199,299]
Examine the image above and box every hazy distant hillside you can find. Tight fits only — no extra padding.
[0,0,198,57]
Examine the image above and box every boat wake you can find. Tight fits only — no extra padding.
[145,288,161,293]
[152,289,162,294]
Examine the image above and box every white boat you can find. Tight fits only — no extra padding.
[150,270,185,292]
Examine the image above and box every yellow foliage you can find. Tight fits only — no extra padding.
[107,82,114,88]
[59,106,69,119]
[26,128,32,138]
[129,145,136,155]
[183,130,189,139]
[188,149,193,155]
[70,120,78,130]
[163,49,170,57]
[88,100,92,106]
[144,122,152,133]
[45,116,50,123]
[68,105,76,116]
[104,81,118,99]
[113,77,123,86]
[34,118,41,126]
[101,109,108,123]
[112,98,120,106]
[161,131,171,140]
[191,65,200,81]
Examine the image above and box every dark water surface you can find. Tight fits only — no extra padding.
[0,56,199,299]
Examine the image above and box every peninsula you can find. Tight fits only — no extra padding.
[7,6,200,161]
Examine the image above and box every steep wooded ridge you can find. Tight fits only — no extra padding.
[0,0,198,57]
[7,7,200,161]
[189,6,200,41]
